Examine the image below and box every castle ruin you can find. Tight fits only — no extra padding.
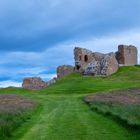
[57,65,74,79]
[57,44,138,78]
[116,45,137,66]
[74,47,119,75]
[22,44,138,90]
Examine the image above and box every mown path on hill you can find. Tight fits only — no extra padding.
[12,94,138,140]
[7,66,140,140]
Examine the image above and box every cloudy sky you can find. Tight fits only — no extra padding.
[0,0,140,87]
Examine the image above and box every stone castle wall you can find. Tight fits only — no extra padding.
[74,48,119,76]
[22,44,138,90]
[74,47,94,73]
[57,65,74,79]
[74,45,137,76]
[116,45,137,66]
[22,77,47,90]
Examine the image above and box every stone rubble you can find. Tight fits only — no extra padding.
[22,77,47,90]
[57,65,74,79]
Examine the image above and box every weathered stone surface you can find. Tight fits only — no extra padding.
[84,52,118,76]
[84,60,101,75]
[22,44,138,90]
[74,47,119,76]
[92,52,106,61]
[57,65,74,79]
[101,53,119,75]
[116,45,137,66]
[22,77,47,90]
[74,47,94,72]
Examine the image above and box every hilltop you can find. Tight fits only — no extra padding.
[0,66,140,140]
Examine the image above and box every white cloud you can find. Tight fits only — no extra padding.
[37,74,57,80]
[1,29,140,67]
[1,29,140,68]
[0,81,21,88]
[0,29,140,87]
[46,29,140,62]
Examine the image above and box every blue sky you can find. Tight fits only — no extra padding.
[0,0,140,87]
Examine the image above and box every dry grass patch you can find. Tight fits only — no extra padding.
[0,94,36,139]
[84,88,140,126]
[0,94,35,113]
[85,88,140,105]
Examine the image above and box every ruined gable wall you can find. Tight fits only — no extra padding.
[74,47,94,72]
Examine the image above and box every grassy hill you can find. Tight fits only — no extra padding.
[0,66,140,140]
[39,65,140,94]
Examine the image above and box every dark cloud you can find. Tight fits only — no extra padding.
[0,0,140,86]
[0,0,140,51]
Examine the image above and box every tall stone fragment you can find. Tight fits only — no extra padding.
[22,77,47,90]
[74,47,94,72]
[57,65,74,79]
[116,45,138,66]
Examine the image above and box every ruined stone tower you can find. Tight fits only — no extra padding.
[116,45,137,66]
[74,47,94,72]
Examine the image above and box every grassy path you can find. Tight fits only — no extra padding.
[14,94,138,140]
[2,66,140,140]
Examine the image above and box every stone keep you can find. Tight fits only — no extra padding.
[57,65,74,79]
[116,45,137,66]
[22,77,47,90]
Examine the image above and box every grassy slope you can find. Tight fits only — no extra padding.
[89,103,140,126]
[40,66,140,94]
[0,66,140,140]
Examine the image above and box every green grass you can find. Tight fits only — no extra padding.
[12,95,140,140]
[0,109,34,140]
[0,66,140,140]
[0,94,36,140]
[40,66,140,94]
[89,103,140,126]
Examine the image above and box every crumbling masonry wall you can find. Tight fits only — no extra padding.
[116,45,137,66]
[74,45,138,76]
[57,65,74,79]
[22,77,47,90]
[57,44,138,78]
[74,47,94,73]
[74,47,119,76]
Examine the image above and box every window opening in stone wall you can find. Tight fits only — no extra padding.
[84,55,88,62]
[76,65,80,70]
